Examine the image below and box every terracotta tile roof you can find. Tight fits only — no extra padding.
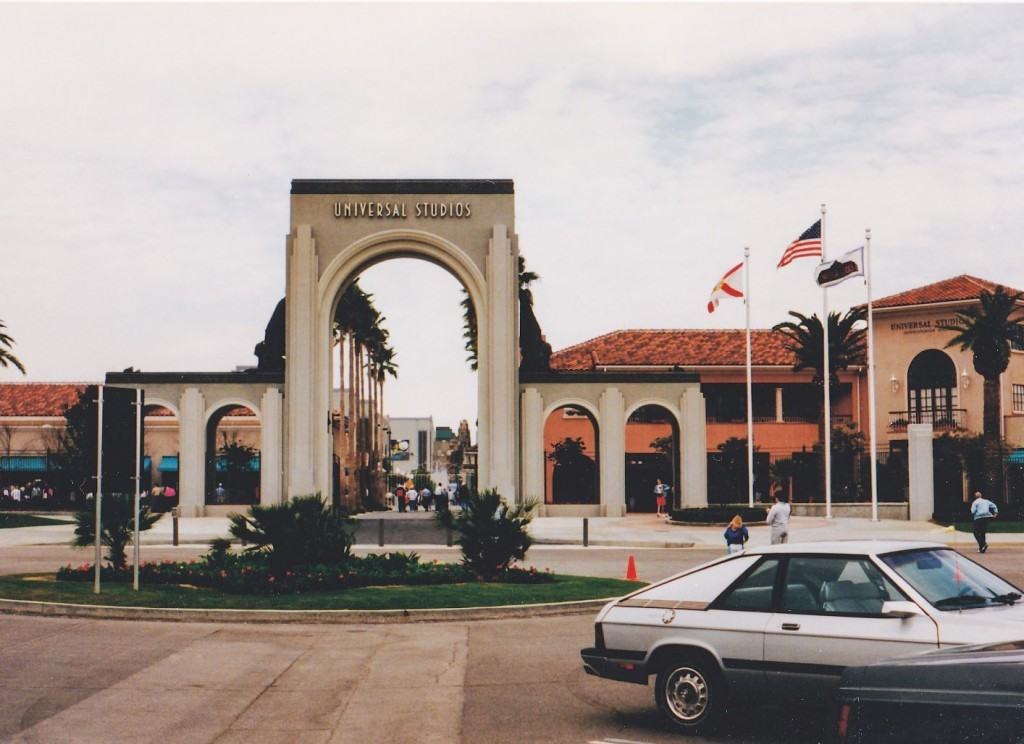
[873,275,1024,310]
[0,383,88,417]
[550,329,800,370]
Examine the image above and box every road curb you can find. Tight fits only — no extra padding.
[0,596,614,624]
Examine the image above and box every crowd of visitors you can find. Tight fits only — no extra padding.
[390,477,469,512]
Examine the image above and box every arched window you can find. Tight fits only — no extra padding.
[907,349,957,425]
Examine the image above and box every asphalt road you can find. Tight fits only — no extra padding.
[2,546,1023,743]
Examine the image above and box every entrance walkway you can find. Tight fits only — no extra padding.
[1,511,1015,548]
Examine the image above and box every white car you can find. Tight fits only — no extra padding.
[581,541,1024,733]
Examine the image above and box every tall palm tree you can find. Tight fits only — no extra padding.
[460,255,546,371]
[941,286,1024,497]
[773,307,867,498]
[0,319,25,374]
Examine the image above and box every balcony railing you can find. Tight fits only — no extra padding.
[888,409,966,432]
[706,413,855,426]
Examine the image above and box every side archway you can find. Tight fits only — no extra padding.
[204,403,261,506]
[543,404,600,506]
[624,403,681,513]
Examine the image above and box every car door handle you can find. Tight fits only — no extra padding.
[781,623,801,631]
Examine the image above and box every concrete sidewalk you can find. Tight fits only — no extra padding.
[1,510,1018,549]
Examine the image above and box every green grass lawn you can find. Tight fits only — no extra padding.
[952,521,1024,533]
[0,574,640,610]
[0,513,71,529]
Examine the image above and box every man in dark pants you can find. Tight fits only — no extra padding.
[970,491,998,553]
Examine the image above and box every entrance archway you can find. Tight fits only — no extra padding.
[328,258,479,510]
[543,404,599,505]
[624,404,680,513]
[204,403,261,506]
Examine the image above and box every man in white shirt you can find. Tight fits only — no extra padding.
[766,492,791,545]
[970,491,998,553]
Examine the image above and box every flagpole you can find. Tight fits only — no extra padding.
[744,246,754,508]
[865,228,879,522]
[821,204,832,520]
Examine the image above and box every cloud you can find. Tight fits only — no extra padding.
[1,4,1022,430]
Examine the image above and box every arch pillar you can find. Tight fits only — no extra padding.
[481,224,519,501]
[260,387,283,506]
[681,388,708,507]
[285,224,318,498]
[520,387,544,505]
[178,387,206,517]
[599,387,625,516]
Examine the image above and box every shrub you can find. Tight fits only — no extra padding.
[56,551,555,595]
[228,494,353,574]
[437,489,537,580]
[72,493,162,569]
[669,506,768,524]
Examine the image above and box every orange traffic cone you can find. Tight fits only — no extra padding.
[625,554,638,581]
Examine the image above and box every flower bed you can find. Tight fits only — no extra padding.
[669,506,768,524]
[56,551,554,594]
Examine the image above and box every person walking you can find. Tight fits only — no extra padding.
[970,491,998,553]
[654,478,668,517]
[767,491,791,545]
[395,484,407,512]
[723,515,749,555]
[407,486,419,511]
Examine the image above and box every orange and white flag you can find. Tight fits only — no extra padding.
[707,262,744,313]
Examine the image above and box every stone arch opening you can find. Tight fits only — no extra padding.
[543,404,600,505]
[306,227,505,504]
[624,403,680,513]
[325,255,480,511]
[204,402,261,506]
[907,349,957,425]
[143,401,179,510]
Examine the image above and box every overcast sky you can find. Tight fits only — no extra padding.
[2,3,1023,432]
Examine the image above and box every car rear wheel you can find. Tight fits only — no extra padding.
[654,656,724,733]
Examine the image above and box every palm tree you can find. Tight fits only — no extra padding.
[461,255,547,371]
[0,319,25,374]
[941,286,1024,497]
[773,307,866,500]
[773,308,866,433]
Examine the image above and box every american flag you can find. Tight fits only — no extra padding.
[777,219,822,269]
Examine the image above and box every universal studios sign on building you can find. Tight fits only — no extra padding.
[333,200,473,219]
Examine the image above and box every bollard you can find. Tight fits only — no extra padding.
[378,519,385,547]
[446,527,454,547]
[583,517,589,547]
[171,507,179,546]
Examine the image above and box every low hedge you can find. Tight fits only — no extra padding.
[670,506,768,524]
[56,551,555,595]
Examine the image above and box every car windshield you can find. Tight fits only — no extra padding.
[881,549,1023,610]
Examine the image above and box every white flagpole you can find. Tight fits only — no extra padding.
[821,204,833,519]
[865,229,879,522]
[744,246,755,508]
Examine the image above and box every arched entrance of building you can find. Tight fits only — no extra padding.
[624,403,680,513]
[284,183,520,505]
[907,349,958,426]
[327,257,479,511]
[543,404,599,506]
[142,400,179,511]
[204,403,261,507]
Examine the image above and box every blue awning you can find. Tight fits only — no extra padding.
[0,455,48,472]
[158,455,178,473]
[1008,449,1024,465]
[143,456,152,472]
[215,454,260,472]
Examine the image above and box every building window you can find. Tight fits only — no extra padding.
[1013,384,1024,414]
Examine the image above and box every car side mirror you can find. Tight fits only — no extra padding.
[880,600,924,619]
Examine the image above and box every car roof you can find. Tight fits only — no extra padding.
[743,540,947,556]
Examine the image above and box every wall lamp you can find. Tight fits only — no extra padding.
[961,369,971,389]
[890,374,900,393]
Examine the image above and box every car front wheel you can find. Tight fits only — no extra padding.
[654,656,724,733]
